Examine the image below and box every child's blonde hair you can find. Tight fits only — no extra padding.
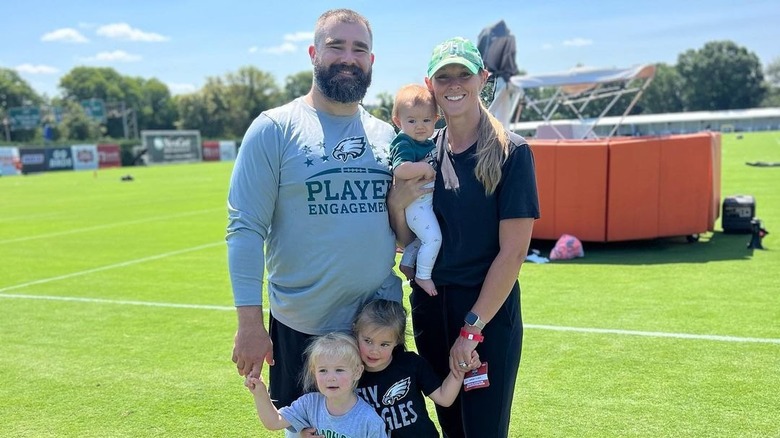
[391,84,438,125]
[301,332,364,392]
[353,299,409,349]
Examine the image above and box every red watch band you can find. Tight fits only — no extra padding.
[460,328,484,343]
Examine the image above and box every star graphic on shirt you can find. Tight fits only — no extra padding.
[320,155,329,162]
[303,145,312,154]
[305,158,314,167]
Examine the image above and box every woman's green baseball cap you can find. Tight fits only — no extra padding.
[427,37,485,78]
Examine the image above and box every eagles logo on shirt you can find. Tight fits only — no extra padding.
[332,136,367,162]
[382,377,411,406]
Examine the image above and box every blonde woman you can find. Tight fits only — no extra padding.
[390,37,540,437]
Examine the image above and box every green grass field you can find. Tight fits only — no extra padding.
[1,132,779,437]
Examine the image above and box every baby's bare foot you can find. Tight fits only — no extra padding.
[415,277,437,296]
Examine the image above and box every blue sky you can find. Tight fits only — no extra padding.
[3,0,779,104]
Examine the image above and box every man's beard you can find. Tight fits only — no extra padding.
[314,61,372,104]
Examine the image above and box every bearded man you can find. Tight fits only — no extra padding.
[227,8,425,410]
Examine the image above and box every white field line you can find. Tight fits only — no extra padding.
[0,293,232,311]
[0,208,223,245]
[0,241,223,293]
[0,211,64,224]
[1,292,779,345]
[523,324,780,345]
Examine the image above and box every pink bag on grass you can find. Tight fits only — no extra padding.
[549,234,584,260]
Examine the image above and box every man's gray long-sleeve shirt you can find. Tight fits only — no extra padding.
[227,98,401,334]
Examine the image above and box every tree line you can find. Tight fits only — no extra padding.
[1,40,779,143]
[516,41,779,122]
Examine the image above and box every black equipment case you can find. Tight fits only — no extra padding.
[722,195,755,233]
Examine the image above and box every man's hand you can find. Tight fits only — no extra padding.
[232,306,274,378]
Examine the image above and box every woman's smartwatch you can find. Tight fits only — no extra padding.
[464,311,485,330]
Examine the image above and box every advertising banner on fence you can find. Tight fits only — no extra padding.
[45,147,74,172]
[202,140,237,162]
[142,130,202,164]
[71,144,99,170]
[202,141,220,161]
[97,144,121,168]
[0,146,21,176]
[220,140,237,161]
[19,148,47,174]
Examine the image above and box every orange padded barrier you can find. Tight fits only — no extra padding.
[528,143,556,239]
[606,137,661,241]
[528,133,720,242]
[529,140,608,241]
[554,142,608,242]
[657,134,716,237]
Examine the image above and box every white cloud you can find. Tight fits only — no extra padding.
[96,23,169,42]
[261,42,297,55]
[82,50,142,62]
[284,32,313,42]
[563,38,593,47]
[254,31,312,56]
[41,28,89,43]
[167,82,197,95]
[15,64,60,74]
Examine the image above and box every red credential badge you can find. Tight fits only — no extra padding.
[463,362,489,391]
